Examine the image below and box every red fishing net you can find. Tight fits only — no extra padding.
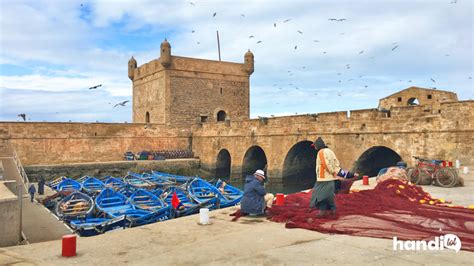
[237,178,474,252]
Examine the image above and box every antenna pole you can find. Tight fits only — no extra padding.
[216,30,221,61]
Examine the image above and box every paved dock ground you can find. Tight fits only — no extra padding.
[1,205,473,265]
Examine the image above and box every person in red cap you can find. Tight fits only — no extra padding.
[310,137,358,218]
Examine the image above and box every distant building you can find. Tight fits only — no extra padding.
[378,86,458,110]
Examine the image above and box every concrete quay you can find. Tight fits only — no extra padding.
[1,203,473,265]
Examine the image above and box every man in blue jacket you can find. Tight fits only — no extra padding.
[240,169,274,215]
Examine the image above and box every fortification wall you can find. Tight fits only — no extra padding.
[192,100,474,181]
[0,122,191,165]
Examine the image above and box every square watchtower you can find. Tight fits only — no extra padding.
[128,39,254,125]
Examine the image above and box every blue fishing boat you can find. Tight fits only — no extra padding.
[188,178,241,208]
[81,177,105,195]
[95,188,134,218]
[47,176,66,190]
[130,172,174,188]
[104,177,125,190]
[129,189,167,212]
[123,174,156,190]
[215,179,244,201]
[117,183,137,197]
[152,171,191,183]
[150,188,164,197]
[57,178,81,191]
[55,191,94,221]
[121,208,171,227]
[98,175,113,182]
[69,216,128,237]
[162,186,219,215]
[76,175,91,184]
[95,188,169,226]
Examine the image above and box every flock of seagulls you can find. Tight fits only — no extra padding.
[15,84,130,121]
[15,0,470,121]
[188,0,468,100]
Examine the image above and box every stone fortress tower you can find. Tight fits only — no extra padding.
[128,39,254,125]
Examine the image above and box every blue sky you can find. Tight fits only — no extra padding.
[0,0,472,122]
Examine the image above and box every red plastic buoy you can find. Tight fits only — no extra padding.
[275,193,285,206]
[62,234,77,257]
[448,161,453,167]
[442,160,447,167]
[362,175,369,185]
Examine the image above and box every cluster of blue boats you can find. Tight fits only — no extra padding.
[43,171,243,237]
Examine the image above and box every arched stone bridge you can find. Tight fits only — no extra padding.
[192,101,474,191]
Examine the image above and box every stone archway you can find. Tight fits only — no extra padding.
[353,146,402,177]
[282,141,316,192]
[216,149,231,179]
[242,146,267,178]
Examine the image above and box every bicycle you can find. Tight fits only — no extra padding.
[407,156,458,187]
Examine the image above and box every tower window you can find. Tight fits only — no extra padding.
[220,87,223,94]
[145,112,150,123]
[427,94,432,99]
[397,97,402,102]
[407,98,420,105]
[200,116,208,122]
[217,110,226,122]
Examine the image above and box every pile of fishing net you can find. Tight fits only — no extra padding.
[267,178,474,252]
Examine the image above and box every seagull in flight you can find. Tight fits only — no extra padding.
[431,78,436,83]
[256,41,262,44]
[274,23,277,27]
[88,84,102,90]
[114,100,130,108]
[248,35,255,38]
[359,50,364,54]
[294,45,298,50]
[213,12,217,17]
[283,19,291,23]
[392,45,399,51]
[187,2,195,6]
[18,113,26,121]
[297,30,303,34]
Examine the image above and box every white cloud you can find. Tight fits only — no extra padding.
[0,0,472,122]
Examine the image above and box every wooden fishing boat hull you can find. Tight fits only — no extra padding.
[123,207,172,227]
[215,179,244,202]
[188,178,241,209]
[69,215,128,237]
[57,178,81,192]
[55,191,94,221]
[130,189,167,213]
[95,188,135,218]
[104,177,125,190]
[152,171,191,183]
[81,177,105,195]
[163,186,219,216]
